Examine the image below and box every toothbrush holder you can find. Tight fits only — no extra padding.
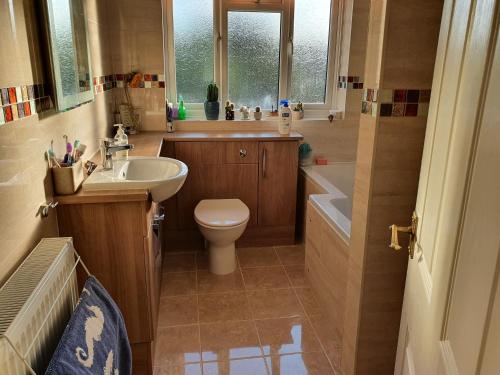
[52,160,84,195]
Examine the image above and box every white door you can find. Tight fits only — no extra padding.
[394,0,500,374]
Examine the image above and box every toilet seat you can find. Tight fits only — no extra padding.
[194,199,250,228]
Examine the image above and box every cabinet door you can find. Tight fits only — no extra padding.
[174,142,259,228]
[175,142,220,228]
[219,164,259,226]
[258,141,299,226]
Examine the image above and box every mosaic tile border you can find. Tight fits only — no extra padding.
[0,84,53,125]
[338,76,364,89]
[1,72,167,125]
[115,73,166,89]
[92,73,166,94]
[361,88,431,117]
[93,74,117,93]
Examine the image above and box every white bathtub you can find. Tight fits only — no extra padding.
[301,163,355,240]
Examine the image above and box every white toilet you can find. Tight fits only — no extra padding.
[194,199,250,275]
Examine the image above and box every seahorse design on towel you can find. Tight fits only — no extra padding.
[75,305,105,368]
[103,351,119,375]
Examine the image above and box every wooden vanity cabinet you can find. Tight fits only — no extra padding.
[162,138,299,247]
[57,196,162,375]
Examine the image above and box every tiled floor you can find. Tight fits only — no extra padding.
[154,245,340,375]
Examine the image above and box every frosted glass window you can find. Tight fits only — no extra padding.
[228,11,281,109]
[291,0,331,104]
[173,0,214,103]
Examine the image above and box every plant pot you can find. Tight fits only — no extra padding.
[254,111,262,120]
[292,110,304,120]
[204,101,220,120]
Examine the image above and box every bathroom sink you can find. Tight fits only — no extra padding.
[83,156,188,202]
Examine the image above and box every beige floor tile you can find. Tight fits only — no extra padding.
[155,325,201,366]
[163,253,197,272]
[203,357,269,375]
[247,289,304,319]
[200,320,262,362]
[308,315,342,368]
[275,246,305,266]
[294,288,323,317]
[153,363,202,375]
[158,295,198,327]
[242,266,291,290]
[197,270,244,294]
[161,272,197,297]
[198,292,252,323]
[265,353,335,374]
[237,247,280,268]
[255,317,321,356]
[284,265,309,287]
[196,251,209,270]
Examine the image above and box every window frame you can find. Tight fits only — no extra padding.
[162,0,340,118]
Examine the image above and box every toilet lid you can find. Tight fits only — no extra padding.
[194,199,250,227]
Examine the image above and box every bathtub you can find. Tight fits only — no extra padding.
[301,163,355,240]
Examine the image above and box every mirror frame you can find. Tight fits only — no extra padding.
[44,0,94,111]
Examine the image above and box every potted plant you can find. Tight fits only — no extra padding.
[204,83,220,120]
[240,106,250,120]
[292,101,304,120]
[225,100,235,120]
[254,106,262,120]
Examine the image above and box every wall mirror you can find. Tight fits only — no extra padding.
[44,0,93,111]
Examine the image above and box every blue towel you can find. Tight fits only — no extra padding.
[45,276,132,375]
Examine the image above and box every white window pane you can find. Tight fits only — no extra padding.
[291,0,331,104]
[228,11,281,109]
[173,0,213,103]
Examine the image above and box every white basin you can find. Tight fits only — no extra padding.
[83,156,188,202]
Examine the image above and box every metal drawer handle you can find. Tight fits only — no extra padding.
[239,148,247,158]
[154,214,165,222]
[262,148,267,178]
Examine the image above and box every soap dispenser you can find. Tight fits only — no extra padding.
[113,124,129,160]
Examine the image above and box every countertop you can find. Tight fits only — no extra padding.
[56,130,303,205]
[163,131,303,142]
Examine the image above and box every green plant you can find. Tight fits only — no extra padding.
[255,106,261,112]
[206,83,219,102]
[293,101,304,112]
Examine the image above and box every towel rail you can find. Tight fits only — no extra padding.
[0,245,91,375]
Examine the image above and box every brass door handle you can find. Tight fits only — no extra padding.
[389,212,418,259]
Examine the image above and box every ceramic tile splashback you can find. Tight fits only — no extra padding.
[361,88,431,117]
[0,84,53,125]
[338,76,364,89]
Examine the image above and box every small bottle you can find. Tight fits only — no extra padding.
[113,124,128,160]
[166,102,175,133]
[279,99,291,135]
[178,95,186,120]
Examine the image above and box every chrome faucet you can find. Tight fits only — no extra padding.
[100,139,134,170]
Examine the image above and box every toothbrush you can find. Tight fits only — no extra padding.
[62,135,73,165]
[64,143,73,165]
[72,140,80,161]
[48,149,61,167]
[75,143,87,161]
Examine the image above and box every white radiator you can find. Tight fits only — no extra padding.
[0,238,81,375]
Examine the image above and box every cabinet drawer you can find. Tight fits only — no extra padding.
[224,142,258,164]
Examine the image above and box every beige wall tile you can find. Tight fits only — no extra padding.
[0,0,113,283]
